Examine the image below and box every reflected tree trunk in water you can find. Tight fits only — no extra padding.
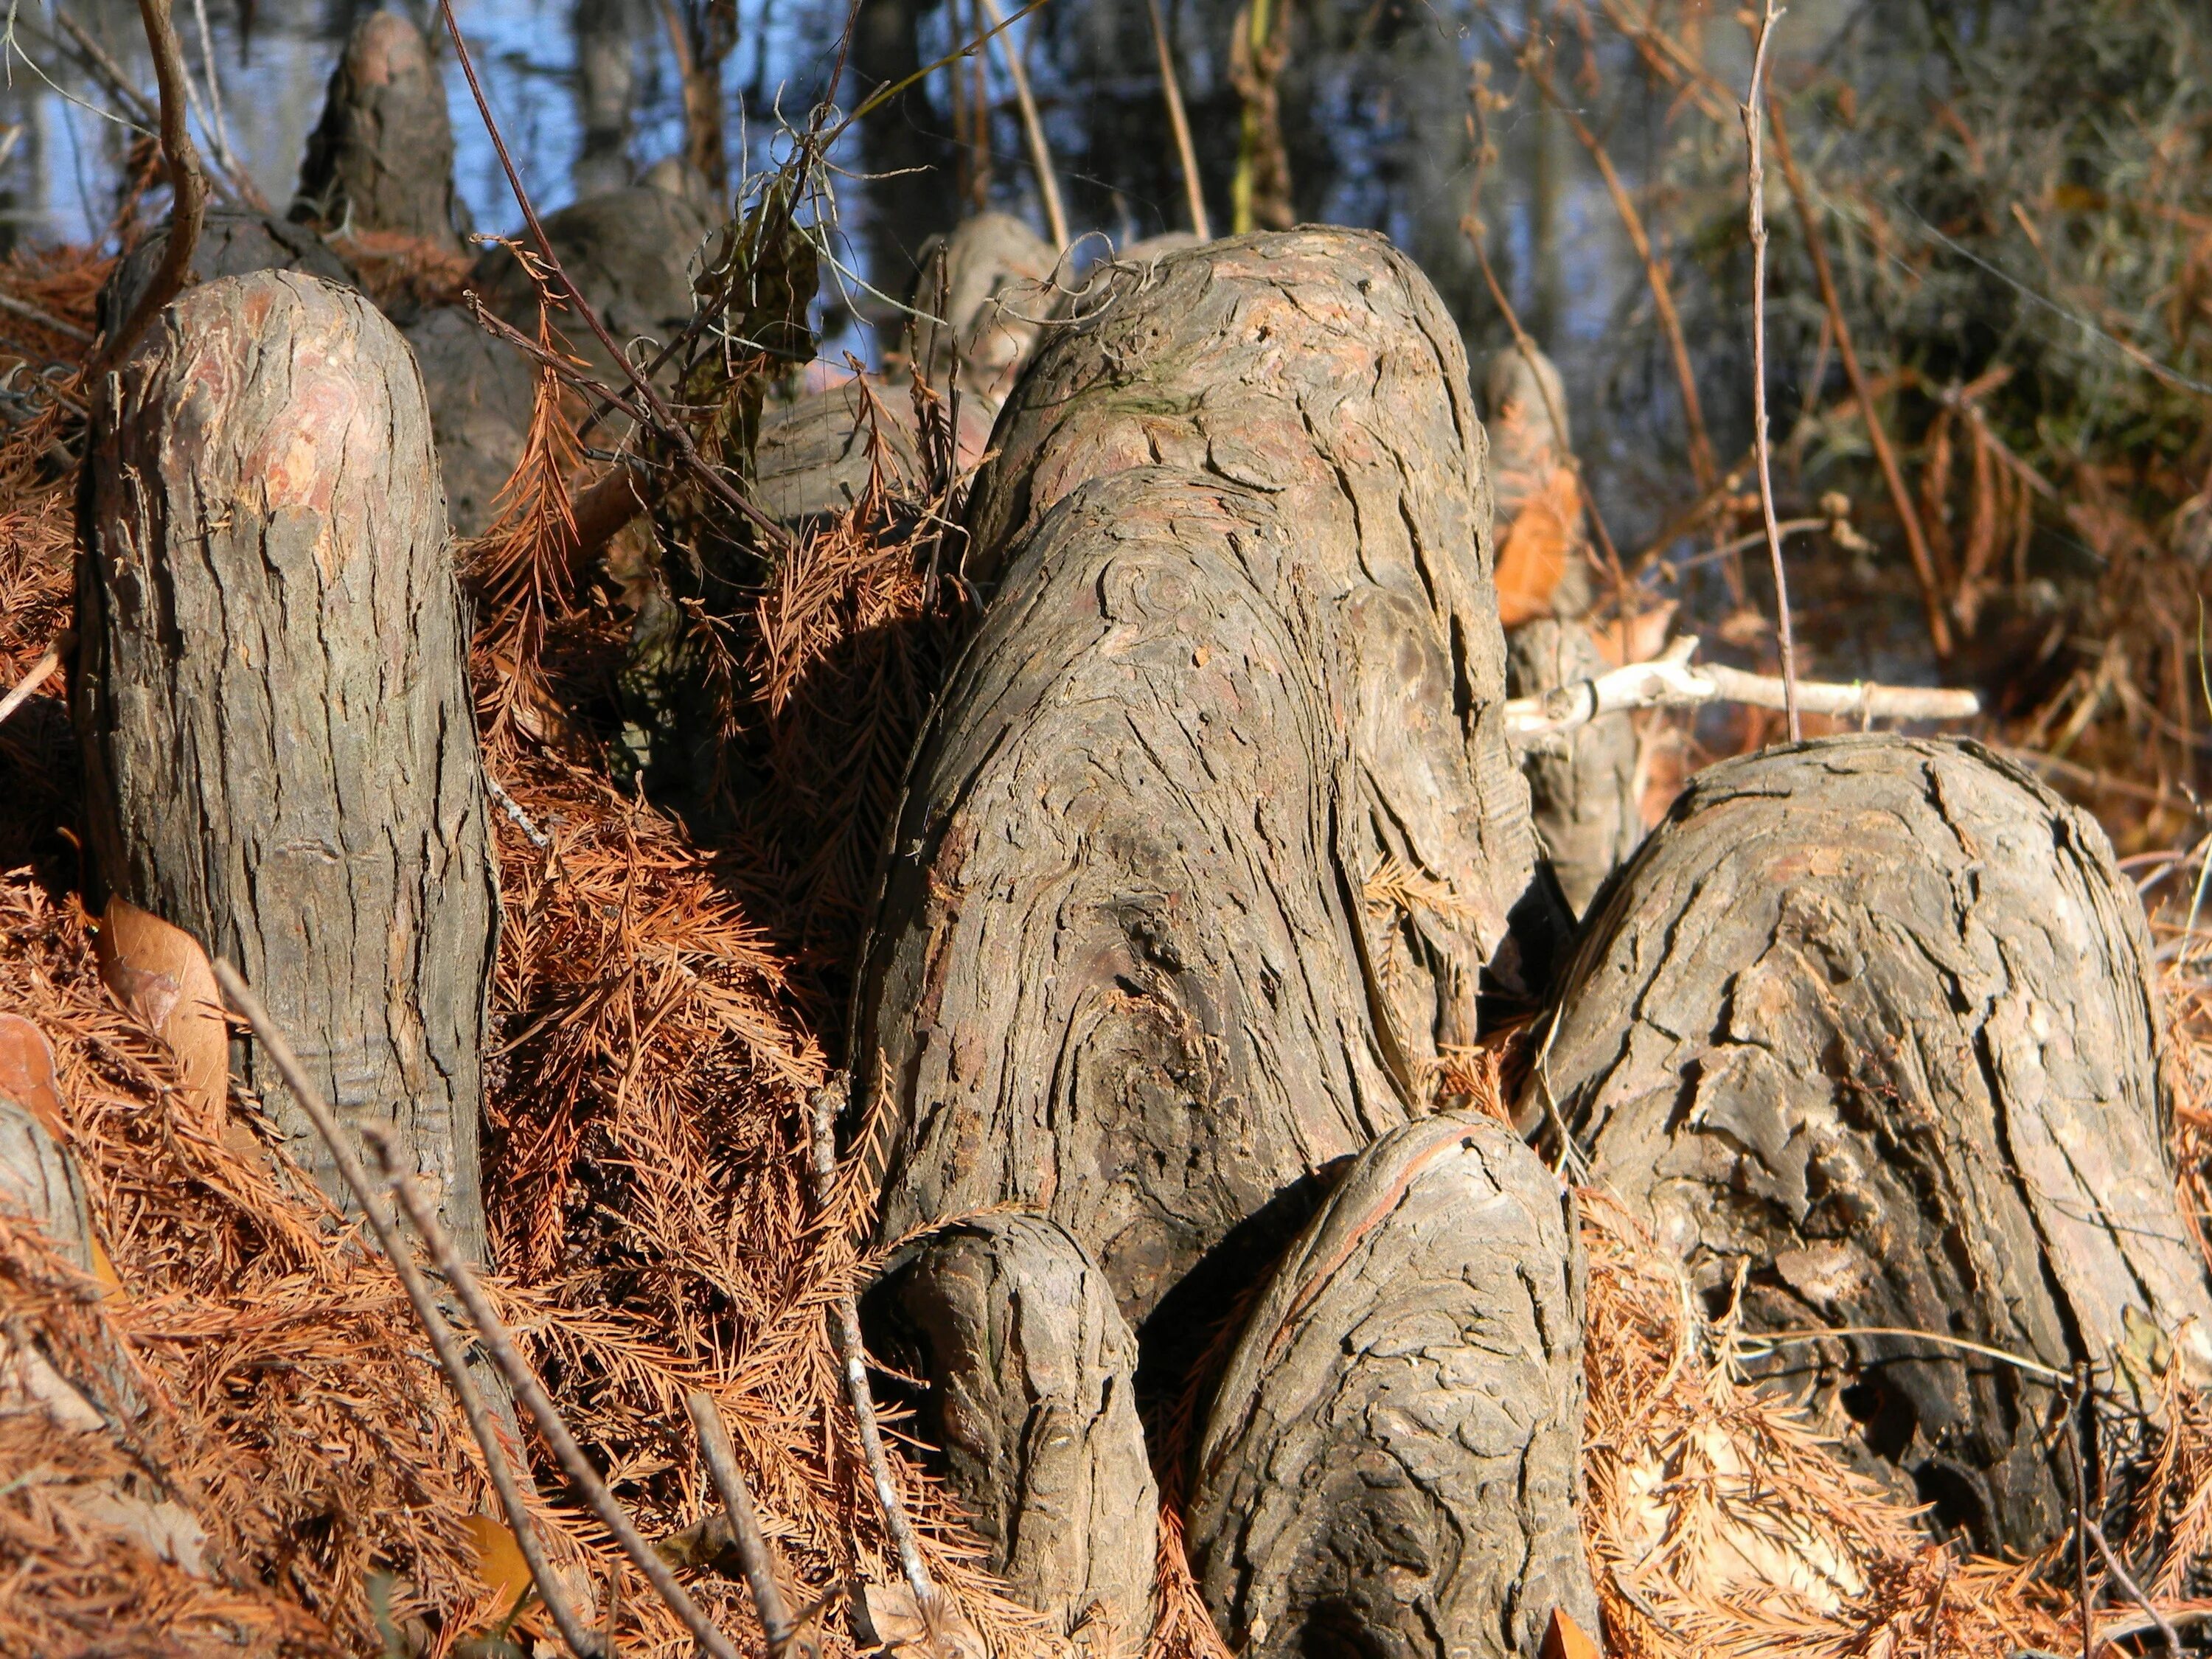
[573,0,637,198]
[851,0,954,300]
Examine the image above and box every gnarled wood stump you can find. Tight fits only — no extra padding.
[856,466,1402,1328]
[1525,734,2212,1552]
[870,1214,1157,1657]
[293,10,465,254]
[100,212,359,341]
[1188,1111,1595,1659]
[966,226,1557,1063]
[77,271,498,1259]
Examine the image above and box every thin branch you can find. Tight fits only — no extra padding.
[1767,99,1952,659]
[90,0,208,375]
[1502,633,1978,742]
[1144,0,1208,240]
[974,0,1067,249]
[1740,1,1798,740]
[0,288,91,344]
[2072,1360,2096,1659]
[805,1080,939,1624]
[686,1391,798,1656]
[1729,1322,2067,1382]
[2085,1518,2180,1657]
[369,1133,746,1659]
[209,961,605,1659]
[0,628,72,727]
[434,0,794,558]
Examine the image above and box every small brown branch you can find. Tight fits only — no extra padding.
[686,1391,798,1655]
[0,629,72,727]
[1767,100,1953,659]
[209,961,605,1659]
[91,0,209,375]
[2085,1519,2180,1657]
[1502,634,1979,742]
[1144,0,1209,240]
[975,0,1068,250]
[804,1081,939,1623]
[435,0,794,558]
[1740,1,1798,740]
[2071,1360,2096,1659]
[370,1136,745,1659]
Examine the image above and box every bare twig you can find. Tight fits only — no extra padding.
[0,289,92,344]
[91,0,209,374]
[1767,101,1952,660]
[0,629,71,728]
[434,0,794,558]
[686,1391,799,1655]
[1740,1,1798,740]
[372,1132,746,1659]
[974,0,1067,249]
[1731,1323,2067,1382]
[2085,1519,2180,1657]
[51,10,158,126]
[1502,633,1978,742]
[1144,0,1209,240]
[805,1080,939,1623]
[209,960,605,1659]
[2072,1359,2096,1659]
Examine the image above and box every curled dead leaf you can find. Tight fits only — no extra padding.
[94,896,229,1130]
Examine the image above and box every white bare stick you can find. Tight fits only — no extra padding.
[0,629,72,727]
[1742,0,1798,739]
[975,0,1068,250]
[1504,635,1980,743]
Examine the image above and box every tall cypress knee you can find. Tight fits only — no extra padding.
[77,270,498,1260]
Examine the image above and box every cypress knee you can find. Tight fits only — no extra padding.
[293,10,465,254]
[1525,734,2212,1554]
[870,1215,1157,1658]
[1506,619,1640,917]
[1187,1112,1596,1659]
[76,271,498,1260]
[967,229,1558,1059]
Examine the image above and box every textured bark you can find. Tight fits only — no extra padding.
[1188,1111,1596,1659]
[870,1215,1157,1657]
[76,271,498,1261]
[855,466,1408,1330]
[100,212,358,341]
[292,10,465,253]
[470,185,712,381]
[1506,620,1639,917]
[1525,734,2212,1554]
[755,380,925,524]
[405,305,538,539]
[967,227,1557,1052]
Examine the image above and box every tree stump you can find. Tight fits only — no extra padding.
[911,211,1059,410]
[1525,734,2212,1553]
[1188,1111,1596,1659]
[1506,619,1640,917]
[967,227,1559,1057]
[855,466,1405,1330]
[293,10,465,254]
[100,212,359,342]
[76,271,498,1260]
[869,1215,1157,1658]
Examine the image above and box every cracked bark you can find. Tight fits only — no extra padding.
[1524,733,2212,1554]
[76,271,498,1261]
[869,1215,1157,1659]
[292,10,466,254]
[1187,1110,1597,1659]
[966,226,1562,1066]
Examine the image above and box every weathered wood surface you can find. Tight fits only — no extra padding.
[1506,619,1639,917]
[871,1214,1157,1658]
[292,10,465,253]
[1525,734,2212,1552]
[1188,1111,1596,1659]
[967,228,1557,1052]
[404,305,538,539]
[77,271,498,1259]
[755,379,925,524]
[855,466,1405,1329]
[100,212,358,341]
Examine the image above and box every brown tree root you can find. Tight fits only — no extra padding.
[1523,732,2212,1554]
